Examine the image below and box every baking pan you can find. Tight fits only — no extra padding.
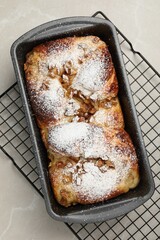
[10,16,155,223]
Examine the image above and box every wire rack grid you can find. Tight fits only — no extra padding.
[0,11,160,240]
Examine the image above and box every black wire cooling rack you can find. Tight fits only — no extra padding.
[0,11,160,240]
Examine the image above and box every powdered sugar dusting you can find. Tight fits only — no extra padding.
[65,99,80,116]
[34,78,66,119]
[72,58,106,98]
[33,78,80,120]
[48,122,90,157]
[48,122,132,161]
[48,43,83,70]
[84,125,108,159]
[90,108,115,126]
[75,162,117,200]
[64,158,130,201]
[48,122,109,158]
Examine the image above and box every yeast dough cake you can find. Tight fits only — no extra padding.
[24,36,139,207]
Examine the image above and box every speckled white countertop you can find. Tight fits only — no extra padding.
[0,1,160,239]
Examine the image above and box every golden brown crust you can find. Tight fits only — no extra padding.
[49,161,139,206]
[48,127,139,206]
[24,36,139,207]
[24,36,119,127]
[90,97,124,128]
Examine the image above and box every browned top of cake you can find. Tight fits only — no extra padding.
[24,36,119,126]
[24,36,139,207]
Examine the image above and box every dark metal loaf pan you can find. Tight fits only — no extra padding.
[10,16,155,223]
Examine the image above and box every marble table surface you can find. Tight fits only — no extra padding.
[0,0,159,239]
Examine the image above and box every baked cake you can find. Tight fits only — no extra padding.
[24,36,139,207]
